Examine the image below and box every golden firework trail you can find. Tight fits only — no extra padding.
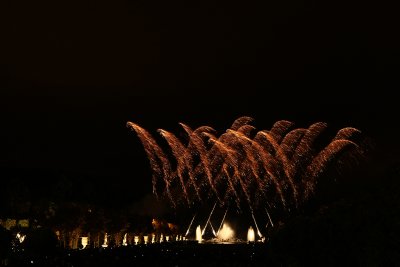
[127,117,361,211]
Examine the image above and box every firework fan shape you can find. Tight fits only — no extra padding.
[127,117,361,211]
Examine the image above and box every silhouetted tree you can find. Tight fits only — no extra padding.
[0,226,12,261]
[24,227,57,255]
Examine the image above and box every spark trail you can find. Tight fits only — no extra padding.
[127,117,361,211]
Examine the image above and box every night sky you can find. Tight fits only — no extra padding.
[1,0,399,207]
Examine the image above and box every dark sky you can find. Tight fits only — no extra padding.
[0,0,399,205]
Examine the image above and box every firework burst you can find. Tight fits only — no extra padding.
[127,117,361,211]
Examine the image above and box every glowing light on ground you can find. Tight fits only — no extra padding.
[217,223,234,241]
[122,233,128,246]
[196,225,202,243]
[16,232,26,243]
[81,237,88,249]
[247,226,255,242]
[102,233,108,248]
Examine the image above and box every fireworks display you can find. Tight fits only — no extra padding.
[127,117,361,211]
